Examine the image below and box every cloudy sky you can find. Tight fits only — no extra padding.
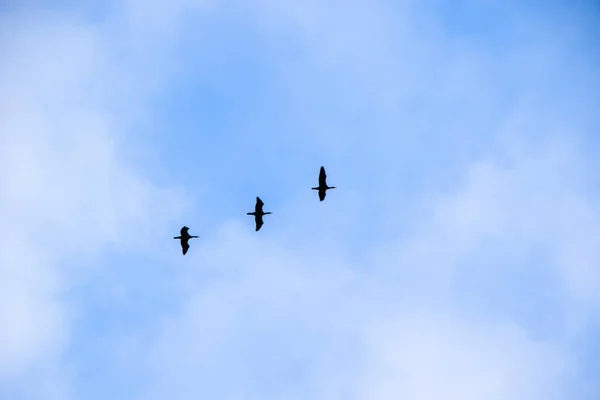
[1,0,599,399]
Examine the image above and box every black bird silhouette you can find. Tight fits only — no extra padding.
[246,197,272,231]
[173,226,198,255]
[312,166,336,201]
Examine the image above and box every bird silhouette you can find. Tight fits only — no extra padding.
[247,196,272,231]
[173,226,198,255]
[312,166,336,201]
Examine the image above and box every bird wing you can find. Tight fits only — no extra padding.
[319,189,326,201]
[181,238,190,255]
[255,197,264,213]
[255,214,264,231]
[319,166,327,187]
[180,226,189,236]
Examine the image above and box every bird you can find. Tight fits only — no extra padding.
[247,196,272,231]
[312,166,336,201]
[173,226,198,255]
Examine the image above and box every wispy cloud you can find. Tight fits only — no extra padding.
[0,6,188,397]
[1,0,599,399]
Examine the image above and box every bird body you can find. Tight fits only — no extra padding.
[312,166,336,201]
[247,196,272,231]
[173,226,198,255]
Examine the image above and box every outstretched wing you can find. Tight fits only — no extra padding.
[181,238,190,255]
[319,166,327,187]
[255,197,264,213]
[255,214,264,231]
[319,188,326,201]
[180,226,189,236]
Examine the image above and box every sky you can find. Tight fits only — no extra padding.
[1,0,599,399]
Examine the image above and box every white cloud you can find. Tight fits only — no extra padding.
[121,1,599,399]
[1,1,598,399]
[137,133,597,399]
[359,313,569,400]
[0,7,187,390]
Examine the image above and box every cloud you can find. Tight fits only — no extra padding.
[1,0,599,399]
[134,131,600,399]
[359,313,569,400]
[121,2,599,398]
[0,6,187,395]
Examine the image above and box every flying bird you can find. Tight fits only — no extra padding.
[173,226,198,255]
[247,196,272,231]
[312,166,336,201]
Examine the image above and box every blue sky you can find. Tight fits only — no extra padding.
[1,0,599,399]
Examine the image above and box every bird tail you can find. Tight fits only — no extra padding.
[247,212,255,215]
[311,187,319,190]
[191,236,199,238]
[173,236,181,239]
